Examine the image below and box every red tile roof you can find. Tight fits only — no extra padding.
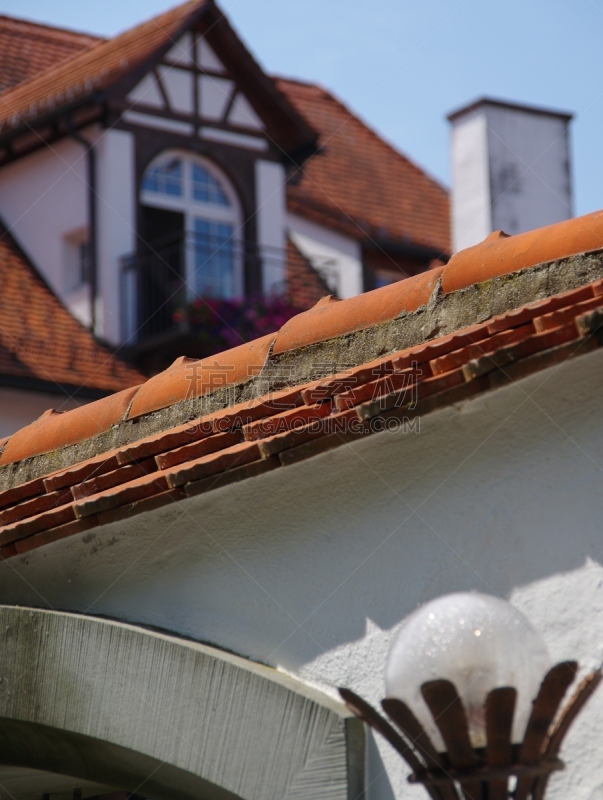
[1,209,603,558]
[0,1,206,132]
[0,16,101,94]
[276,77,450,256]
[286,237,332,309]
[0,221,144,395]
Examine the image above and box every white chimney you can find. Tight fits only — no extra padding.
[448,98,573,253]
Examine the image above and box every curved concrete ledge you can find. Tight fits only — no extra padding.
[0,606,363,800]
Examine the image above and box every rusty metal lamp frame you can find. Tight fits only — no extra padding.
[340,661,601,800]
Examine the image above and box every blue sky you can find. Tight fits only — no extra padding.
[4,0,602,217]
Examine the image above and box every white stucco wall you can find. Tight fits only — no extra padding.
[287,212,364,298]
[0,126,135,342]
[450,111,491,252]
[95,128,136,344]
[255,160,286,294]
[2,347,603,799]
[485,104,572,236]
[0,387,83,438]
[0,133,91,317]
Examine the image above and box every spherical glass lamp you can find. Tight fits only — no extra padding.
[385,592,551,748]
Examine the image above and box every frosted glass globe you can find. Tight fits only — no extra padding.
[385,592,551,749]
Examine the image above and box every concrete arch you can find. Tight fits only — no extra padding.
[0,606,364,800]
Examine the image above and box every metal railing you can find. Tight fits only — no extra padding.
[120,230,340,345]
[122,234,266,345]
[120,232,339,346]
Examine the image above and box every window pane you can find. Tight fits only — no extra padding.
[142,159,183,197]
[191,163,230,206]
[193,218,235,298]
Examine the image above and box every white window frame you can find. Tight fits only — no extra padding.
[140,149,244,299]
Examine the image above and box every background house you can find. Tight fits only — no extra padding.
[0,0,449,377]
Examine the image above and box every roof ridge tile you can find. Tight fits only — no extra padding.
[127,333,276,419]
[443,210,603,293]
[0,385,140,467]
[273,267,445,354]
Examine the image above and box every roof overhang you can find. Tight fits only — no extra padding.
[0,0,318,168]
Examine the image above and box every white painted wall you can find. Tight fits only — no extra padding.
[164,32,194,67]
[197,38,226,73]
[228,94,264,130]
[126,73,164,108]
[450,112,491,252]
[485,104,571,234]
[3,346,602,798]
[95,128,136,344]
[199,76,233,121]
[287,212,364,298]
[0,126,136,342]
[158,65,194,115]
[255,160,286,294]
[450,102,572,252]
[0,132,91,323]
[0,388,83,438]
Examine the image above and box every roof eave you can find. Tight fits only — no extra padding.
[287,196,450,257]
[0,95,104,164]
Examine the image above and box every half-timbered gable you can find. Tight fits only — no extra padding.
[0,0,450,376]
[0,0,317,365]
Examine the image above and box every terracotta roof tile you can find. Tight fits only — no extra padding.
[183,456,279,498]
[117,420,214,465]
[0,486,71,527]
[3,212,603,558]
[333,365,427,413]
[533,295,603,333]
[14,516,97,554]
[70,457,158,501]
[127,335,275,418]
[43,451,122,493]
[0,15,101,93]
[273,267,444,354]
[95,487,184,527]
[166,439,262,488]
[156,429,242,469]
[443,212,603,293]
[0,386,140,466]
[0,502,75,546]
[276,77,450,255]
[0,222,144,399]
[73,470,170,518]
[0,475,46,511]
[429,325,535,376]
[242,401,332,441]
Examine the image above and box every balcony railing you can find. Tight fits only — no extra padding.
[122,233,264,346]
[120,232,338,346]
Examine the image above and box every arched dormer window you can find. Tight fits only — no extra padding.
[140,151,242,299]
